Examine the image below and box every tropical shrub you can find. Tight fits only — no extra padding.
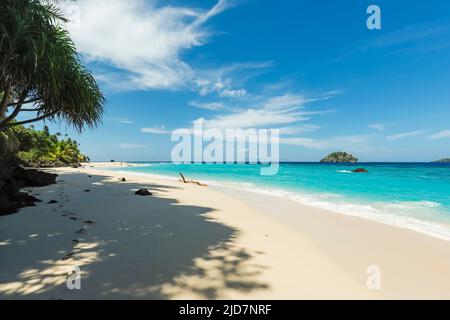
[13,125,88,167]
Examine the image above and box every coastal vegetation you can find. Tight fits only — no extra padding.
[432,158,450,163]
[14,125,87,167]
[0,0,104,215]
[320,151,358,163]
[0,0,105,133]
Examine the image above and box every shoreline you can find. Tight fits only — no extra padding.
[1,163,450,299]
[101,163,450,243]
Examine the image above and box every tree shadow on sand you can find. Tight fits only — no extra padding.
[0,171,269,299]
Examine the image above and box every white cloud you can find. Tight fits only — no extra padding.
[202,109,306,129]
[369,123,385,131]
[61,0,231,91]
[189,101,224,111]
[262,94,307,110]
[113,118,134,124]
[197,92,336,131]
[428,130,450,140]
[200,94,311,130]
[281,135,369,150]
[386,129,428,140]
[219,88,248,98]
[118,143,147,149]
[193,62,272,97]
[141,126,171,134]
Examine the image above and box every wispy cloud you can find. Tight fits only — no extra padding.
[281,135,369,150]
[200,94,313,130]
[219,88,248,98]
[141,126,171,134]
[194,62,272,97]
[262,94,308,110]
[367,22,450,49]
[61,0,233,91]
[428,130,450,140]
[386,129,428,141]
[369,123,385,131]
[361,20,450,56]
[189,101,224,111]
[113,118,134,124]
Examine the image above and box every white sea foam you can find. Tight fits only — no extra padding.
[214,181,450,242]
[337,170,354,174]
[105,168,450,242]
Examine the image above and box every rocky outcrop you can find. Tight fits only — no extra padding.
[352,168,368,173]
[432,158,450,163]
[320,152,358,163]
[0,162,57,216]
[13,166,57,187]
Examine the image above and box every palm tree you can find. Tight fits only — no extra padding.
[0,0,105,132]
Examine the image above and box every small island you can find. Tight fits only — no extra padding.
[320,151,358,163]
[432,158,450,163]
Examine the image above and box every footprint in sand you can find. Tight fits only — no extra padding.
[75,228,86,234]
[62,211,79,219]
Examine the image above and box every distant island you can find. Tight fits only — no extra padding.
[320,151,358,163]
[432,158,450,163]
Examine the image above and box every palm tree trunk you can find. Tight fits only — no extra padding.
[0,85,11,117]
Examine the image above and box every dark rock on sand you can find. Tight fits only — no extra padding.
[0,191,42,215]
[13,167,57,187]
[135,188,153,196]
[1,164,56,215]
[120,177,126,182]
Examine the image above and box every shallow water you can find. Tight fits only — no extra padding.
[106,162,450,241]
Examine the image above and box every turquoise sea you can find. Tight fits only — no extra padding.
[107,162,450,241]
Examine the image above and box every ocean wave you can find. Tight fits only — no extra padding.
[104,168,450,242]
[215,181,450,242]
[336,170,354,174]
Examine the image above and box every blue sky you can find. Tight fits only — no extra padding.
[29,0,450,161]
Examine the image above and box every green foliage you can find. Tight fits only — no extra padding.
[0,0,105,131]
[320,151,358,163]
[432,158,450,163]
[12,124,87,167]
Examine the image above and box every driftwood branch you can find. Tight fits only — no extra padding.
[179,172,207,187]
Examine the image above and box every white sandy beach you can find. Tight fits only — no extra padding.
[1,162,450,299]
